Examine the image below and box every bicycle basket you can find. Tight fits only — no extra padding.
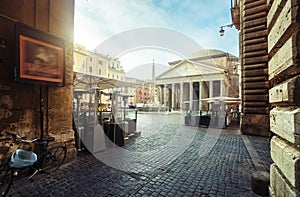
[10,149,37,168]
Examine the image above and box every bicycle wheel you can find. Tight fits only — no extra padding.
[0,164,14,197]
[42,145,66,173]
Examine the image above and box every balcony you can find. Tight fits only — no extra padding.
[230,0,240,30]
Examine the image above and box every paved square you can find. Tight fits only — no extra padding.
[9,113,272,197]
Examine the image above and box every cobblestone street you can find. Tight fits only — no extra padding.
[9,113,272,197]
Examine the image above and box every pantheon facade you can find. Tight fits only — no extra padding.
[156,49,240,111]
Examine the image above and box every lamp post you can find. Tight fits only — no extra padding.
[219,24,234,36]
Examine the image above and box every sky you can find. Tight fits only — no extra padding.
[74,0,239,79]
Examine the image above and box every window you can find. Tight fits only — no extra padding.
[99,60,103,65]
[81,60,86,69]
[89,66,92,73]
[108,73,110,78]
[98,68,101,75]
[89,56,92,61]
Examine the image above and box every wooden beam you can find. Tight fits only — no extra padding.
[244,107,269,114]
[244,0,263,5]
[244,101,268,107]
[243,68,268,77]
[244,81,269,89]
[244,89,269,95]
[244,94,269,102]
[244,4,267,16]
[244,23,267,34]
[244,18,266,29]
[244,12,267,22]
[243,75,269,82]
[244,30,268,40]
[243,43,267,52]
[243,55,268,64]
[244,0,267,10]
[244,50,267,58]
[243,63,267,70]
[244,37,267,46]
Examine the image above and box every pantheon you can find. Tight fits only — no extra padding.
[156,49,240,112]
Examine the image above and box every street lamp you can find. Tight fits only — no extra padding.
[219,24,234,36]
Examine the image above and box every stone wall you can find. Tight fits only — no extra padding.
[240,0,270,137]
[267,0,300,196]
[0,0,76,163]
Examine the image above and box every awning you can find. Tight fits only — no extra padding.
[96,77,137,89]
[74,72,137,90]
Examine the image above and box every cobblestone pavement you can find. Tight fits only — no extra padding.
[7,113,272,197]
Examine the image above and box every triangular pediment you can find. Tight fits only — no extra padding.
[156,60,224,79]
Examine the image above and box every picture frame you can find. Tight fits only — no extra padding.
[15,22,65,86]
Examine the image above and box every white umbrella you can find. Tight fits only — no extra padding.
[201,96,240,101]
[201,96,240,104]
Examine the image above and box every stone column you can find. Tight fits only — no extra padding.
[189,82,193,110]
[171,83,175,111]
[209,80,214,110]
[220,80,225,96]
[199,81,202,110]
[209,80,214,98]
[180,82,183,110]
[163,84,167,106]
[159,85,164,105]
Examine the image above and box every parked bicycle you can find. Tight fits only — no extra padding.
[0,132,66,197]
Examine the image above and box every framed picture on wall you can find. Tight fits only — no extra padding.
[15,22,65,86]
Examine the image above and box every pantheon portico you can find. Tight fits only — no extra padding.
[156,49,239,111]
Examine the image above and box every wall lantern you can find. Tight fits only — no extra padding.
[219,24,234,36]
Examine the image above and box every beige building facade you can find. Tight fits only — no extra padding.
[135,83,150,104]
[73,44,125,107]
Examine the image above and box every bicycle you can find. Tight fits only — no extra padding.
[0,132,67,197]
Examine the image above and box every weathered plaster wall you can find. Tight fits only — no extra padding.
[0,0,76,163]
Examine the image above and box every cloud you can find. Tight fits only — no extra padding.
[125,63,169,80]
[119,48,182,72]
[74,0,239,68]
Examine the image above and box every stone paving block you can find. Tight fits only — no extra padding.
[4,114,273,197]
